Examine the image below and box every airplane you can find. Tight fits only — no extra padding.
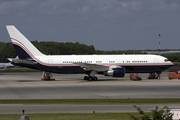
[0,56,18,71]
[6,25,174,80]
[0,62,16,71]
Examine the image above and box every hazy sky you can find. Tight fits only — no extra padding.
[0,0,180,50]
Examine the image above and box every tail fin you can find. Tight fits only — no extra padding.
[6,25,44,59]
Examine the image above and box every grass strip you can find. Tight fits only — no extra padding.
[0,99,180,104]
[0,113,143,120]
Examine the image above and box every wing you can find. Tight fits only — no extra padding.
[74,62,109,71]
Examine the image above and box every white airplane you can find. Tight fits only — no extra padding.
[6,25,173,80]
[0,62,15,71]
[0,56,18,71]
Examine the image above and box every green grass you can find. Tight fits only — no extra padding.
[0,113,141,120]
[1,98,180,104]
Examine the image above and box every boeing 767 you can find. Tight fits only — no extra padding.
[6,25,173,80]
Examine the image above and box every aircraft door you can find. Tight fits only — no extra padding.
[48,59,53,65]
[153,58,158,63]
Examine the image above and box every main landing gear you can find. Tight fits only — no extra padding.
[84,70,98,81]
[84,76,98,81]
[41,71,55,81]
[157,72,161,80]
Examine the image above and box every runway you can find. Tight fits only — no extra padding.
[0,71,179,99]
[1,104,180,114]
[0,71,180,114]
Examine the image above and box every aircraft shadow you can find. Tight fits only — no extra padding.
[16,80,42,82]
[80,79,127,82]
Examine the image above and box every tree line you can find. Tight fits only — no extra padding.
[0,41,96,62]
[0,41,179,62]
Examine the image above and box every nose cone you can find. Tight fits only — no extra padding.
[169,60,174,65]
[169,61,174,68]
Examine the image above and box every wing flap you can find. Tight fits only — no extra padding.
[74,62,109,71]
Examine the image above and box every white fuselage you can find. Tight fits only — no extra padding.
[35,54,171,66]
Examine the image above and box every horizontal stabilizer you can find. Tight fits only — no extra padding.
[7,56,19,62]
[9,58,37,65]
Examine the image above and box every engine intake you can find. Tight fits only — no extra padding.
[105,67,125,77]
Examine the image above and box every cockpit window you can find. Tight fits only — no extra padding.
[164,59,169,62]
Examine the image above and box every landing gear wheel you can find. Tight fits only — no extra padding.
[157,72,161,80]
[89,76,93,81]
[84,76,98,81]
[94,77,98,81]
[84,76,89,80]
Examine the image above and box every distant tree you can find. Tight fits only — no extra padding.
[95,50,146,55]
[31,41,96,55]
[0,41,180,62]
[128,105,150,120]
[163,55,180,62]
[0,42,16,62]
[128,105,173,120]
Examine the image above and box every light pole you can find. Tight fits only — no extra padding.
[158,33,161,55]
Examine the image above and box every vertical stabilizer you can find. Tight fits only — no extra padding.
[6,25,44,59]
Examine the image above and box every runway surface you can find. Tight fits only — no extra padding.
[0,71,180,114]
[0,71,179,99]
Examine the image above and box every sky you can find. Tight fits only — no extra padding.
[0,0,180,50]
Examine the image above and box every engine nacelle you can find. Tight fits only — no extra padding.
[104,67,125,77]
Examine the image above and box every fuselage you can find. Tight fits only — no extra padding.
[15,54,173,74]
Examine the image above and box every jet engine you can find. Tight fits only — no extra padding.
[104,66,125,77]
